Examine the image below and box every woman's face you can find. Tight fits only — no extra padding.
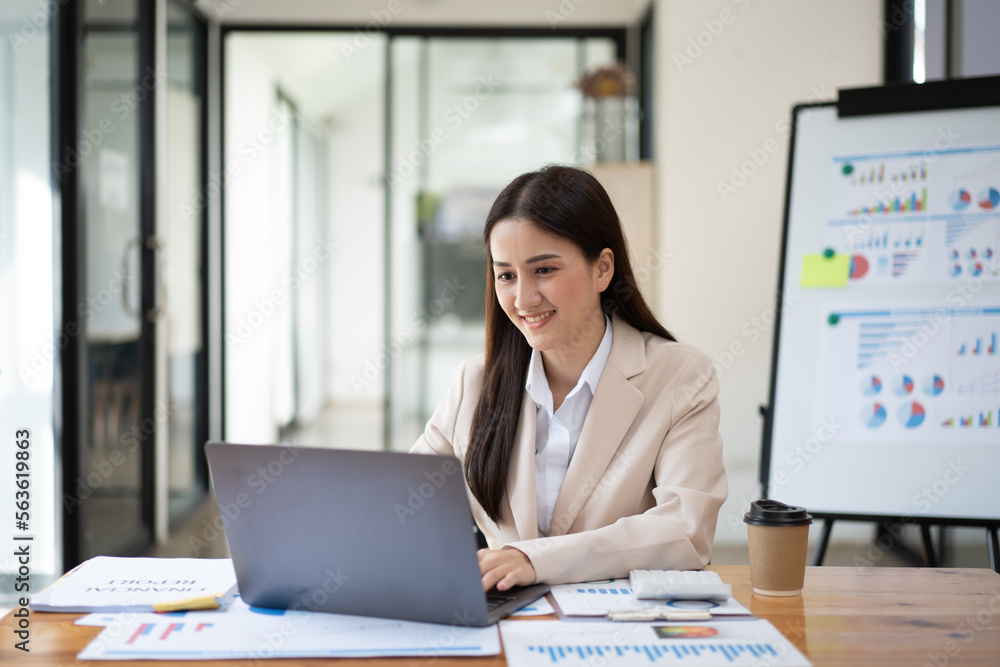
[489,218,613,361]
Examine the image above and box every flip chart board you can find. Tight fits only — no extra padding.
[763,76,1000,523]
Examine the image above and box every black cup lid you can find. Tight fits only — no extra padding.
[743,499,813,527]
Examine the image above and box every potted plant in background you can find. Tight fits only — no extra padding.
[576,62,636,163]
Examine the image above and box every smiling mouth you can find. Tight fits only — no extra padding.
[523,311,554,324]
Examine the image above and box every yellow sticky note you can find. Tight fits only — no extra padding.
[800,253,849,287]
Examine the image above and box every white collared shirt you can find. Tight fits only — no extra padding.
[526,316,613,536]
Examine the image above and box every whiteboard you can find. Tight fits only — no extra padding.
[765,99,1000,522]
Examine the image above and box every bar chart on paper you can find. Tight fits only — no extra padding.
[821,146,1000,288]
[126,620,214,643]
[77,600,501,660]
[956,331,997,356]
[837,157,929,218]
[499,620,812,667]
[525,641,784,664]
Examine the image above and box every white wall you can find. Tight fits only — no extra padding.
[324,42,386,404]
[224,33,387,442]
[223,38,287,442]
[653,0,883,545]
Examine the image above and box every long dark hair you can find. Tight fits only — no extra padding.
[466,165,674,523]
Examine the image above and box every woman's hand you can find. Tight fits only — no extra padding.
[478,548,537,591]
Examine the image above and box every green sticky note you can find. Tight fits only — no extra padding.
[801,253,849,287]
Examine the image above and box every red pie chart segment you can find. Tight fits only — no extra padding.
[850,254,869,280]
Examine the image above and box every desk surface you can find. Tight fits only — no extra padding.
[2,565,999,666]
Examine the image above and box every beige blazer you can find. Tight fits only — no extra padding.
[411,315,727,584]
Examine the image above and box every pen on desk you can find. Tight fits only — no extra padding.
[151,588,239,613]
[607,610,713,622]
[151,595,224,613]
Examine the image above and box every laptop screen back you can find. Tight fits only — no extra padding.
[206,442,492,625]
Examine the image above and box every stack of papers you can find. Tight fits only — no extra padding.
[535,579,811,666]
[30,557,238,613]
[30,557,501,660]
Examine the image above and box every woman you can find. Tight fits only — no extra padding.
[411,165,727,591]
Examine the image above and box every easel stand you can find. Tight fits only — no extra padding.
[811,513,1000,573]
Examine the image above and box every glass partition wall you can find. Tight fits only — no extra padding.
[222,29,622,453]
[0,0,59,589]
[386,36,618,450]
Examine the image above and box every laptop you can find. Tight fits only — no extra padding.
[205,442,549,626]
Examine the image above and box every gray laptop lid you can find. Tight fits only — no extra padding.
[205,442,547,626]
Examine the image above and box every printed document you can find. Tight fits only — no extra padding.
[77,597,500,660]
[30,557,237,613]
[500,619,812,666]
[550,579,751,617]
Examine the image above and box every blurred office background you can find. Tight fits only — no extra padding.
[1,0,999,598]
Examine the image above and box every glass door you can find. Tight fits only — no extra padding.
[163,0,208,528]
[76,0,152,559]
[69,0,208,562]
[386,36,618,450]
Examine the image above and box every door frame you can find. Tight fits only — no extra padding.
[56,0,211,568]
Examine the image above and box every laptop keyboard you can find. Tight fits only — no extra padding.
[485,594,517,611]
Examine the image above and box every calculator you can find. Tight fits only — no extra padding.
[629,569,733,601]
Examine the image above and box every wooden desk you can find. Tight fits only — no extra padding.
[3,566,998,666]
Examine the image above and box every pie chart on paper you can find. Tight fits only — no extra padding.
[653,626,720,639]
[898,401,926,428]
[863,403,887,428]
[949,188,972,210]
[978,186,1000,210]
[893,375,915,396]
[923,375,945,396]
[850,254,869,280]
[862,375,882,396]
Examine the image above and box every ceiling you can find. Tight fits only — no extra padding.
[195,0,651,27]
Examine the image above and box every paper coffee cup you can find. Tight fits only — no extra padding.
[744,500,812,596]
